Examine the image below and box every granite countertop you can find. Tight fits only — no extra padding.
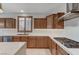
[0,42,26,55]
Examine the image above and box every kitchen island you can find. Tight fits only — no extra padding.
[0,42,26,55]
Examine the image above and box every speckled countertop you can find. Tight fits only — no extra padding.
[0,42,26,55]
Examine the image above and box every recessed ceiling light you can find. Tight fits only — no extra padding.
[20,10,24,13]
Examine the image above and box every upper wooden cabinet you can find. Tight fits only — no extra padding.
[47,12,64,29]
[5,18,16,28]
[34,18,47,29]
[47,15,54,29]
[0,18,16,28]
[0,18,5,28]
[55,13,64,29]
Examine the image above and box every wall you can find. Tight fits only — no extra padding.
[0,13,46,18]
[64,17,79,42]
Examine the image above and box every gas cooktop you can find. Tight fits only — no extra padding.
[54,37,79,48]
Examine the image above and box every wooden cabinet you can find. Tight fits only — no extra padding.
[47,12,64,29]
[0,18,5,28]
[48,38,57,55]
[55,13,64,29]
[12,36,28,48]
[12,36,20,42]
[27,36,36,48]
[5,18,16,28]
[48,38,69,55]
[0,18,16,28]
[0,36,3,42]
[12,36,49,48]
[36,36,48,48]
[12,36,27,42]
[51,40,57,55]
[48,38,52,53]
[20,36,28,42]
[27,36,49,48]
[57,45,69,55]
[53,14,58,28]
[34,18,47,29]
[47,15,54,29]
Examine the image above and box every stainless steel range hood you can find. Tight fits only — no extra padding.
[58,3,79,21]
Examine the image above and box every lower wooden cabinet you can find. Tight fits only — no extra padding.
[36,36,49,48]
[20,36,28,42]
[57,45,69,55]
[12,36,20,42]
[27,36,49,48]
[12,36,69,55]
[27,36,36,48]
[48,38,69,55]
[12,36,27,42]
[48,38,57,55]
[48,38,52,53]
[12,36,49,48]
[51,40,57,55]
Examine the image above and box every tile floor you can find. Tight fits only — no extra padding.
[26,49,51,55]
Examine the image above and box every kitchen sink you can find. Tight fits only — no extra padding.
[54,37,79,48]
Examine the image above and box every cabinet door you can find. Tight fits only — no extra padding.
[47,15,53,29]
[5,18,16,28]
[27,36,36,48]
[57,13,64,29]
[36,36,48,48]
[53,14,58,28]
[51,40,57,55]
[34,18,47,29]
[48,38,52,53]
[0,18,5,28]
[12,36,20,42]
[20,36,28,42]
[57,45,69,55]
[0,36,3,42]
[12,19,16,28]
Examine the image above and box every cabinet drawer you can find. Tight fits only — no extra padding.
[20,36,28,42]
[12,36,20,42]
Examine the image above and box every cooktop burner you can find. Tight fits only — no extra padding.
[54,37,79,48]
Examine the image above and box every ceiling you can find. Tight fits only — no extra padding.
[2,3,66,14]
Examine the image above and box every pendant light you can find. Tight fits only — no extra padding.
[0,3,3,13]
